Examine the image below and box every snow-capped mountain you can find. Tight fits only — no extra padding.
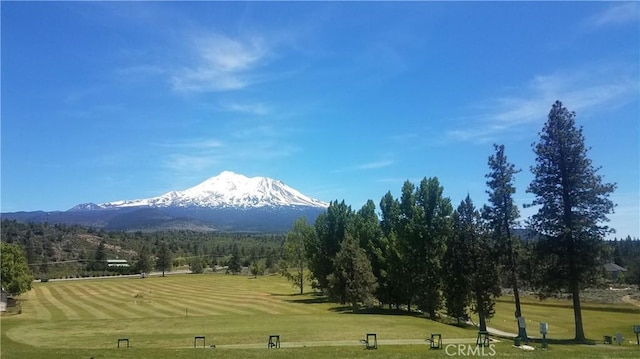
[5,172,328,232]
[86,171,328,210]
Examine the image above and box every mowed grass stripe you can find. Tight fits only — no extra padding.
[53,285,115,320]
[123,282,242,316]
[140,277,313,315]
[28,285,52,321]
[75,283,173,319]
[121,279,270,316]
[37,286,82,320]
[58,284,144,319]
[144,281,272,315]
[180,287,315,315]
[100,282,195,317]
[89,281,193,318]
[49,286,95,319]
[201,291,314,315]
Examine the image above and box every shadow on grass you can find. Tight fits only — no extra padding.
[269,292,332,304]
[328,306,428,318]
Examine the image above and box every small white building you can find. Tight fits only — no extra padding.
[106,259,130,268]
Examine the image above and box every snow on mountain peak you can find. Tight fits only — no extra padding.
[97,171,328,209]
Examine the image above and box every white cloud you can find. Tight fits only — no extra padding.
[587,3,640,27]
[334,159,394,173]
[171,33,270,92]
[356,160,394,170]
[158,139,224,149]
[446,63,639,143]
[164,153,221,172]
[219,101,271,116]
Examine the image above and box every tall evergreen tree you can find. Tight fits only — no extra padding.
[227,245,242,275]
[135,244,153,274]
[91,239,107,271]
[327,234,378,311]
[483,143,527,339]
[527,101,616,342]
[155,241,172,277]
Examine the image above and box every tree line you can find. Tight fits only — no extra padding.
[279,101,625,343]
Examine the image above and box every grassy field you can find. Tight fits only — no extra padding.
[2,273,639,358]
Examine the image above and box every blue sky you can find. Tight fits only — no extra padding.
[2,2,638,238]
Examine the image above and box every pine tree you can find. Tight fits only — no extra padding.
[327,234,378,311]
[227,245,242,275]
[91,239,107,271]
[527,101,616,342]
[483,144,527,339]
[135,244,153,274]
[155,242,172,277]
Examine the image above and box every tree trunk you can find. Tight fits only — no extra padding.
[299,271,303,294]
[506,224,527,339]
[572,285,586,342]
[162,270,165,277]
[478,311,487,332]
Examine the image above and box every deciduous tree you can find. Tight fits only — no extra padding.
[414,177,452,319]
[308,200,353,291]
[0,242,33,295]
[281,217,314,293]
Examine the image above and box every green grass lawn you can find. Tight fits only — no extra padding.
[485,296,639,343]
[2,273,639,358]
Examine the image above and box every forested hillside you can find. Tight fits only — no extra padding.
[0,219,284,279]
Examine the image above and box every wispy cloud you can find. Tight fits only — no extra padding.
[334,159,394,173]
[219,101,271,115]
[157,139,224,149]
[171,33,270,92]
[160,123,298,178]
[446,63,639,143]
[163,153,221,172]
[355,160,394,170]
[586,3,640,27]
